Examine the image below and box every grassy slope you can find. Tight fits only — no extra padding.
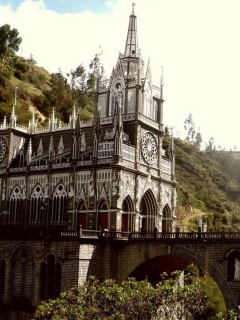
[174,138,240,231]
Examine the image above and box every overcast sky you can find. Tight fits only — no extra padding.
[1,0,240,150]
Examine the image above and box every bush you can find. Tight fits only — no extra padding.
[14,70,25,80]
[14,60,29,73]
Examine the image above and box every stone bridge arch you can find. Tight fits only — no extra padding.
[114,242,237,310]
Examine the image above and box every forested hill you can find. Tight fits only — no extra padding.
[172,138,240,232]
[1,52,240,232]
[0,52,97,126]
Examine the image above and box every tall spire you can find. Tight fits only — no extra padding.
[124,2,138,56]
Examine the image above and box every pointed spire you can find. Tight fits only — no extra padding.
[49,108,57,131]
[124,3,138,56]
[37,138,43,156]
[114,90,123,156]
[57,135,64,154]
[27,138,32,165]
[80,131,86,151]
[10,104,17,127]
[70,104,77,128]
[160,66,164,100]
[28,112,37,134]
[49,134,54,161]
[93,110,101,158]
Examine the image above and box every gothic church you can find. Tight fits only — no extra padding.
[0,5,177,319]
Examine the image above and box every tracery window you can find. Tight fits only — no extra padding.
[29,185,44,224]
[51,184,67,223]
[8,186,22,224]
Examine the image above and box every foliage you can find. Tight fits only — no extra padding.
[184,113,202,149]
[0,24,22,67]
[34,272,208,320]
[165,136,240,232]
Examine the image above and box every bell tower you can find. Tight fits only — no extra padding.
[95,3,176,233]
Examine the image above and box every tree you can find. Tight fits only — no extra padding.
[44,70,71,122]
[194,129,202,149]
[34,272,208,320]
[184,113,196,143]
[205,137,215,152]
[67,64,96,118]
[0,24,22,68]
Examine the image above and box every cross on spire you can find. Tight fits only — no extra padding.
[132,1,136,14]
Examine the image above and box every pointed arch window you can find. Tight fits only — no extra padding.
[8,186,22,224]
[40,254,61,300]
[10,249,33,302]
[140,189,157,233]
[77,200,88,229]
[29,185,44,224]
[121,196,135,232]
[0,260,5,296]
[51,184,67,224]
[98,199,109,231]
[162,204,172,233]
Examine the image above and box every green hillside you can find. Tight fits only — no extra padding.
[172,138,240,232]
[0,52,96,126]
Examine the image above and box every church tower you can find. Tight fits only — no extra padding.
[96,4,176,233]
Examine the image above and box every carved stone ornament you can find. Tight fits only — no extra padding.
[0,137,7,164]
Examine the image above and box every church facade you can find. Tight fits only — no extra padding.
[0,5,177,319]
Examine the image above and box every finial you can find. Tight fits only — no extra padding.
[132,1,136,14]
[160,66,164,99]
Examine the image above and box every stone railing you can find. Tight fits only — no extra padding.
[61,228,240,243]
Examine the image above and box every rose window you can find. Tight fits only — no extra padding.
[141,132,157,164]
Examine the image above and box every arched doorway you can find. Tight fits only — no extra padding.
[98,199,109,231]
[121,196,134,232]
[162,204,172,232]
[140,189,157,233]
[76,200,88,229]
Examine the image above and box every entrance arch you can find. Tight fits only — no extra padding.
[98,199,109,231]
[115,242,236,311]
[162,204,172,232]
[140,189,157,232]
[121,196,134,232]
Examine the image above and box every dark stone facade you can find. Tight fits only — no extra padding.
[0,5,177,319]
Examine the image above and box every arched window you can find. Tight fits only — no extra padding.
[0,259,5,296]
[76,200,88,229]
[40,254,61,300]
[162,204,172,233]
[51,184,67,224]
[98,199,109,231]
[140,189,157,233]
[8,186,22,224]
[121,196,134,232]
[11,249,33,302]
[29,185,44,224]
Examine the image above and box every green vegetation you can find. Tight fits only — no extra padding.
[0,24,22,69]
[162,135,240,232]
[0,23,98,127]
[34,272,209,320]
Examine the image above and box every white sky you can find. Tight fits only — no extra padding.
[1,0,240,150]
